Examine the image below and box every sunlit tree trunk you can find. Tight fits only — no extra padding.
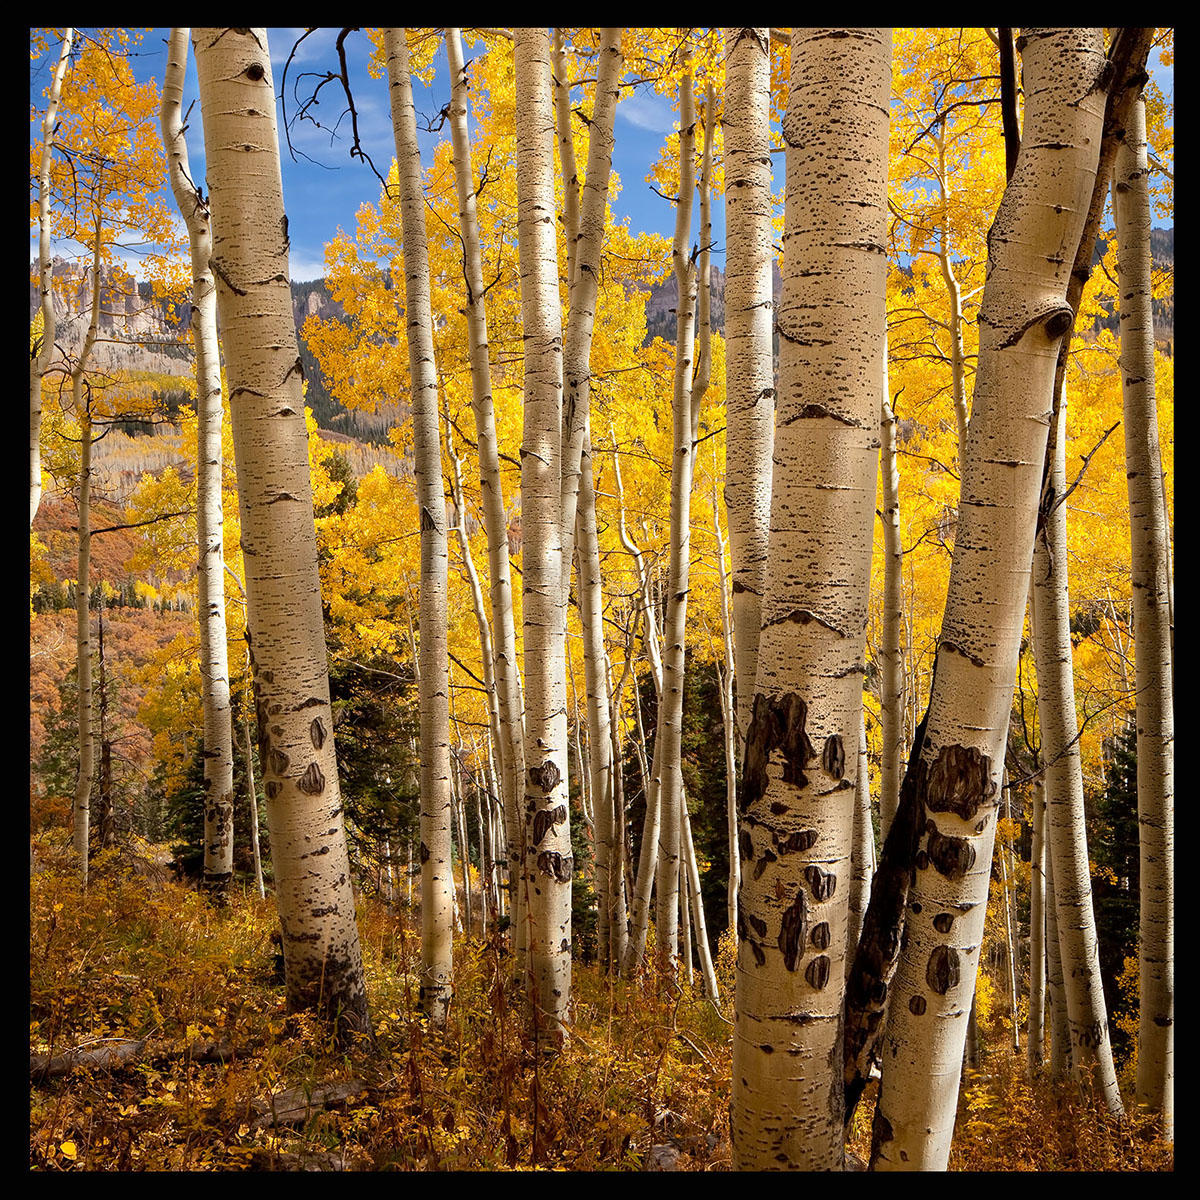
[550,29,623,974]
[162,27,235,901]
[31,26,73,529]
[1028,770,1046,1073]
[1113,93,1173,1135]
[722,26,775,742]
[1031,392,1122,1111]
[192,27,370,1040]
[847,708,874,963]
[879,388,905,840]
[713,472,740,941]
[444,28,527,957]
[514,27,571,1037]
[1046,846,1070,1079]
[72,222,103,888]
[653,62,699,972]
[871,28,1108,1170]
[382,26,455,1026]
[731,27,890,1171]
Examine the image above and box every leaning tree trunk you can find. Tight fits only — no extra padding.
[1031,390,1122,1111]
[31,26,73,529]
[1045,845,1071,1079]
[722,26,775,743]
[870,28,1108,1171]
[192,27,369,1040]
[444,29,527,956]
[731,27,891,1172]
[384,27,455,1027]
[1113,93,1174,1136]
[162,27,235,902]
[514,27,572,1039]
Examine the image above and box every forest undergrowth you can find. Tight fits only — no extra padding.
[29,839,1173,1172]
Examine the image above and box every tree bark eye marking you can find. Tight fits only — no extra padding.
[310,717,326,750]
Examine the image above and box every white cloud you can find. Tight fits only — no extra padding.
[616,91,677,134]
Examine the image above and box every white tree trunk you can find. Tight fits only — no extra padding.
[879,389,905,840]
[722,27,775,741]
[514,28,572,1037]
[1027,770,1046,1072]
[1031,393,1122,1110]
[1045,842,1070,1079]
[444,29,528,956]
[1113,94,1173,1135]
[847,707,874,963]
[872,28,1108,1170]
[192,27,369,1039]
[731,27,890,1171]
[31,26,73,529]
[383,27,455,1026]
[162,27,235,900]
[72,223,103,888]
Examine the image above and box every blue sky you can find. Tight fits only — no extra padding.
[31,27,701,283]
[31,29,1171,284]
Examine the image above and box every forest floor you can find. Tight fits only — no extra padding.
[30,837,1174,1172]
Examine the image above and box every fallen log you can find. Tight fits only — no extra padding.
[31,1035,237,1081]
[250,1079,368,1130]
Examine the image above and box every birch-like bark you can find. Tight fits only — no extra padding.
[383,27,455,1026]
[549,33,623,971]
[879,389,905,840]
[72,222,103,888]
[31,27,73,529]
[162,27,235,900]
[872,28,1108,1170]
[444,29,527,956]
[1113,93,1173,1134]
[1046,846,1070,1079]
[605,648,630,969]
[1031,393,1122,1110]
[654,67,708,972]
[722,27,775,741]
[514,28,571,1036]
[192,27,369,1039]
[557,28,623,593]
[1028,770,1046,1073]
[731,28,890,1171]
[847,708,874,963]
[575,439,616,968]
[998,774,1021,1054]
[713,473,740,941]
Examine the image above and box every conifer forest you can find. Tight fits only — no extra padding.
[29,27,1174,1171]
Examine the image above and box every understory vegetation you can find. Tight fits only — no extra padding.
[29,842,1172,1172]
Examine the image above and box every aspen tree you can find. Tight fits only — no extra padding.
[191,27,370,1038]
[72,221,102,888]
[549,28,624,971]
[514,27,571,1035]
[871,29,1108,1170]
[657,60,700,969]
[382,27,455,1025]
[731,27,890,1171]
[162,27,235,900]
[1113,93,1174,1135]
[31,27,73,529]
[722,27,775,741]
[1028,771,1046,1072]
[444,30,527,948]
[1031,393,1122,1111]
[879,389,905,840]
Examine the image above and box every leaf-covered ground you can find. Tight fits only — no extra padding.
[29,840,1173,1171]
